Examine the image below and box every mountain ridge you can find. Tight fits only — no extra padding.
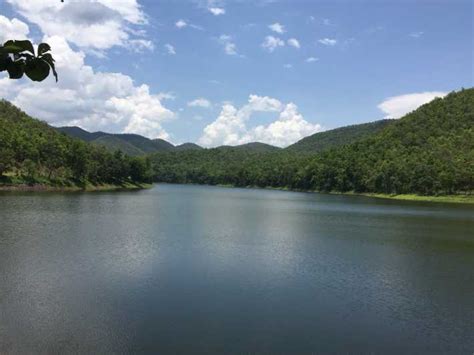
[57,118,393,156]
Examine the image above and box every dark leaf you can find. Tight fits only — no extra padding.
[3,40,35,55]
[25,58,50,82]
[6,60,24,79]
[0,51,11,71]
[40,53,58,82]
[38,43,51,56]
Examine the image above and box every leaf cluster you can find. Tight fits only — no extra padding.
[0,40,57,82]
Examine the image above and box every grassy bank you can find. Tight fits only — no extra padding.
[0,174,151,192]
[352,192,474,204]
[212,183,474,204]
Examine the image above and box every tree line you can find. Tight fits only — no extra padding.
[149,89,473,196]
[0,100,152,187]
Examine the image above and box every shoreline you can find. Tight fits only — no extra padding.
[3,180,473,204]
[0,182,152,192]
[209,183,474,204]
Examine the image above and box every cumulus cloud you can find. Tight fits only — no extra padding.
[262,36,285,52]
[175,19,187,28]
[409,31,424,38]
[5,0,151,52]
[165,43,176,55]
[0,35,175,139]
[287,38,300,49]
[175,19,203,30]
[269,22,285,34]
[306,57,319,63]
[378,91,447,118]
[209,7,225,15]
[198,95,321,147]
[218,34,238,55]
[0,15,29,43]
[188,98,212,108]
[318,38,337,46]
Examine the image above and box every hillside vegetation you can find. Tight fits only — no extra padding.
[151,88,473,196]
[0,100,152,189]
[58,126,200,156]
[286,119,394,153]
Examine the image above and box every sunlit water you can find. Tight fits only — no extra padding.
[1,184,473,353]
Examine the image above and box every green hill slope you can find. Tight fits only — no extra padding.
[286,119,394,153]
[0,100,152,189]
[150,88,473,197]
[56,126,176,155]
[57,126,106,142]
[175,143,203,151]
[92,135,145,157]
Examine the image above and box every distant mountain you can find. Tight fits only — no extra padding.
[286,119,394,153]
[218,142,281,152]
[233,142,281,152]
[57,126,106,142]
[57,126,176,155]
[57,126,280,155]
[91,135,145,157]
[175,143,203,151]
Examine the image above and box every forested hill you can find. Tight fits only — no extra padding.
[0,100,153,189]
[57,126,178,156]
[286,119,394,153]
[150,88,474,196]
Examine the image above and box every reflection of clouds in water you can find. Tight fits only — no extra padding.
[192,190,308,281]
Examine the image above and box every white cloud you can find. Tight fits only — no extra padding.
[0,35,175,139]
[175,19,203,30]
[157,92,176,100]
[306,57,319,63]
[198,95,321,147]
[262,35,285,52]
[409,31,424,38]
[247,103,321,147]
[175,19,187,28]
[283,64,293,69]
[164,43,176,55]
[287,38,300,49]
[378,91,447,118]
[218,34,238,55]
[268,22,285,34]
[0,15,29,43]
[321,18,334,26]
[318,38,337,46]
[209,7,225,15]
[129,39,154,52]
[188,98,212,108]
[5,0,151,52]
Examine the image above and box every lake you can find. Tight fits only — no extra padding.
[1,184,473,353]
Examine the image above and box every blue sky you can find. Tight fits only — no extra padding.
[0,0,472,146]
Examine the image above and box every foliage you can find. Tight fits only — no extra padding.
[0,100,152,186]
[57,126,200,155]
[0,40,57,82]
[150,88,474,196]
[286,119,394,153]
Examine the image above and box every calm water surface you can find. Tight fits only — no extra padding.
[1,184,473,353]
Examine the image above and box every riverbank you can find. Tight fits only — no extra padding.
[210,183,474,204]
[353,192,474,204]
[0,176,151,192]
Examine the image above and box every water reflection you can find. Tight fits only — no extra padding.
[0,185,473,353]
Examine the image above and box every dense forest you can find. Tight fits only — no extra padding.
[286,119,394,153]
[0,100,153,188]
[150,88,473,196]
[1,88,472,195]
[57,126,200,156]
